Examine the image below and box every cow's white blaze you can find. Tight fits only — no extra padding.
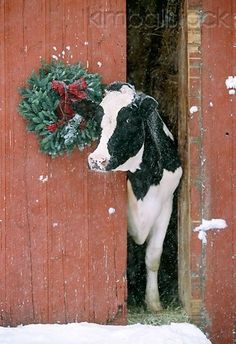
[88,85,135,170]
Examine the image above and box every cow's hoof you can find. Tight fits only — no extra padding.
[146,300,163,313]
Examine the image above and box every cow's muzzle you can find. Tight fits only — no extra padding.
[88,153,109,172]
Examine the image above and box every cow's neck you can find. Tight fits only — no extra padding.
[127,111,180,200]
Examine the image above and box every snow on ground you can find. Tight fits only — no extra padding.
[0,322,211,344]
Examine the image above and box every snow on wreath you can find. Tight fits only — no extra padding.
[18,61,104,156]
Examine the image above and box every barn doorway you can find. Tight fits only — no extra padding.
[127,0,183,311]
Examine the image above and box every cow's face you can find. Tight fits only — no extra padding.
[88,82,157,173]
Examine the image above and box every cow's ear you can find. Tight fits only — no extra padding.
[139,95,158,116]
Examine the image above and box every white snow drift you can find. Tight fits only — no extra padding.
[0,322,211,344]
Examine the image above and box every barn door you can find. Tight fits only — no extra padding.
[0,0,127,325]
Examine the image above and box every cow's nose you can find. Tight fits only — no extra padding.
[88,154,108,171]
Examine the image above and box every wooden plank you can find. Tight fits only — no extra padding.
[20,0,50,324]
[45,0,68,324]
[201,0,235,342]
[61,0,90,323]
[0,0,9,326]
[232,4,236,343]
[3,0,34,325]
[87,172,127,324]
[107,173,127,324]
[45,0,91,323]
[86,0,127,324]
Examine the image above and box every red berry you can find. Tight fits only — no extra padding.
[47,123,58,132]
[79,77,88,90]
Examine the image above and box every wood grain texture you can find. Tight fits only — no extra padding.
[201,1,235,343]
[0,0,127,326]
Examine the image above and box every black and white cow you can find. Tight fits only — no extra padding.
[88,82,182,312]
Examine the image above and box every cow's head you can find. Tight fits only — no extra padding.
[88,82,158,173]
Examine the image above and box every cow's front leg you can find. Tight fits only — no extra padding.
[145,269,162,312]
[145,198,173,312]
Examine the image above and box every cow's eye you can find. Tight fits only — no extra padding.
[126,118,130,124]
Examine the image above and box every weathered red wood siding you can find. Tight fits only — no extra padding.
[0,0,127,326]
[179,1,235,343]
[202,1,235,342]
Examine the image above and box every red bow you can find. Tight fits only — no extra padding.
[51,77,88,120]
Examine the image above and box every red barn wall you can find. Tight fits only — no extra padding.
[179,1,235,343]
[0,0,127,326]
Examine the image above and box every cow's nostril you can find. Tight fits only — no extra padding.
[100,158,108,166]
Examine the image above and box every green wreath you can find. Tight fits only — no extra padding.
[18,60,104,156]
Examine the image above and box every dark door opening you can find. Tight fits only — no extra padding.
[127,0,182,309]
